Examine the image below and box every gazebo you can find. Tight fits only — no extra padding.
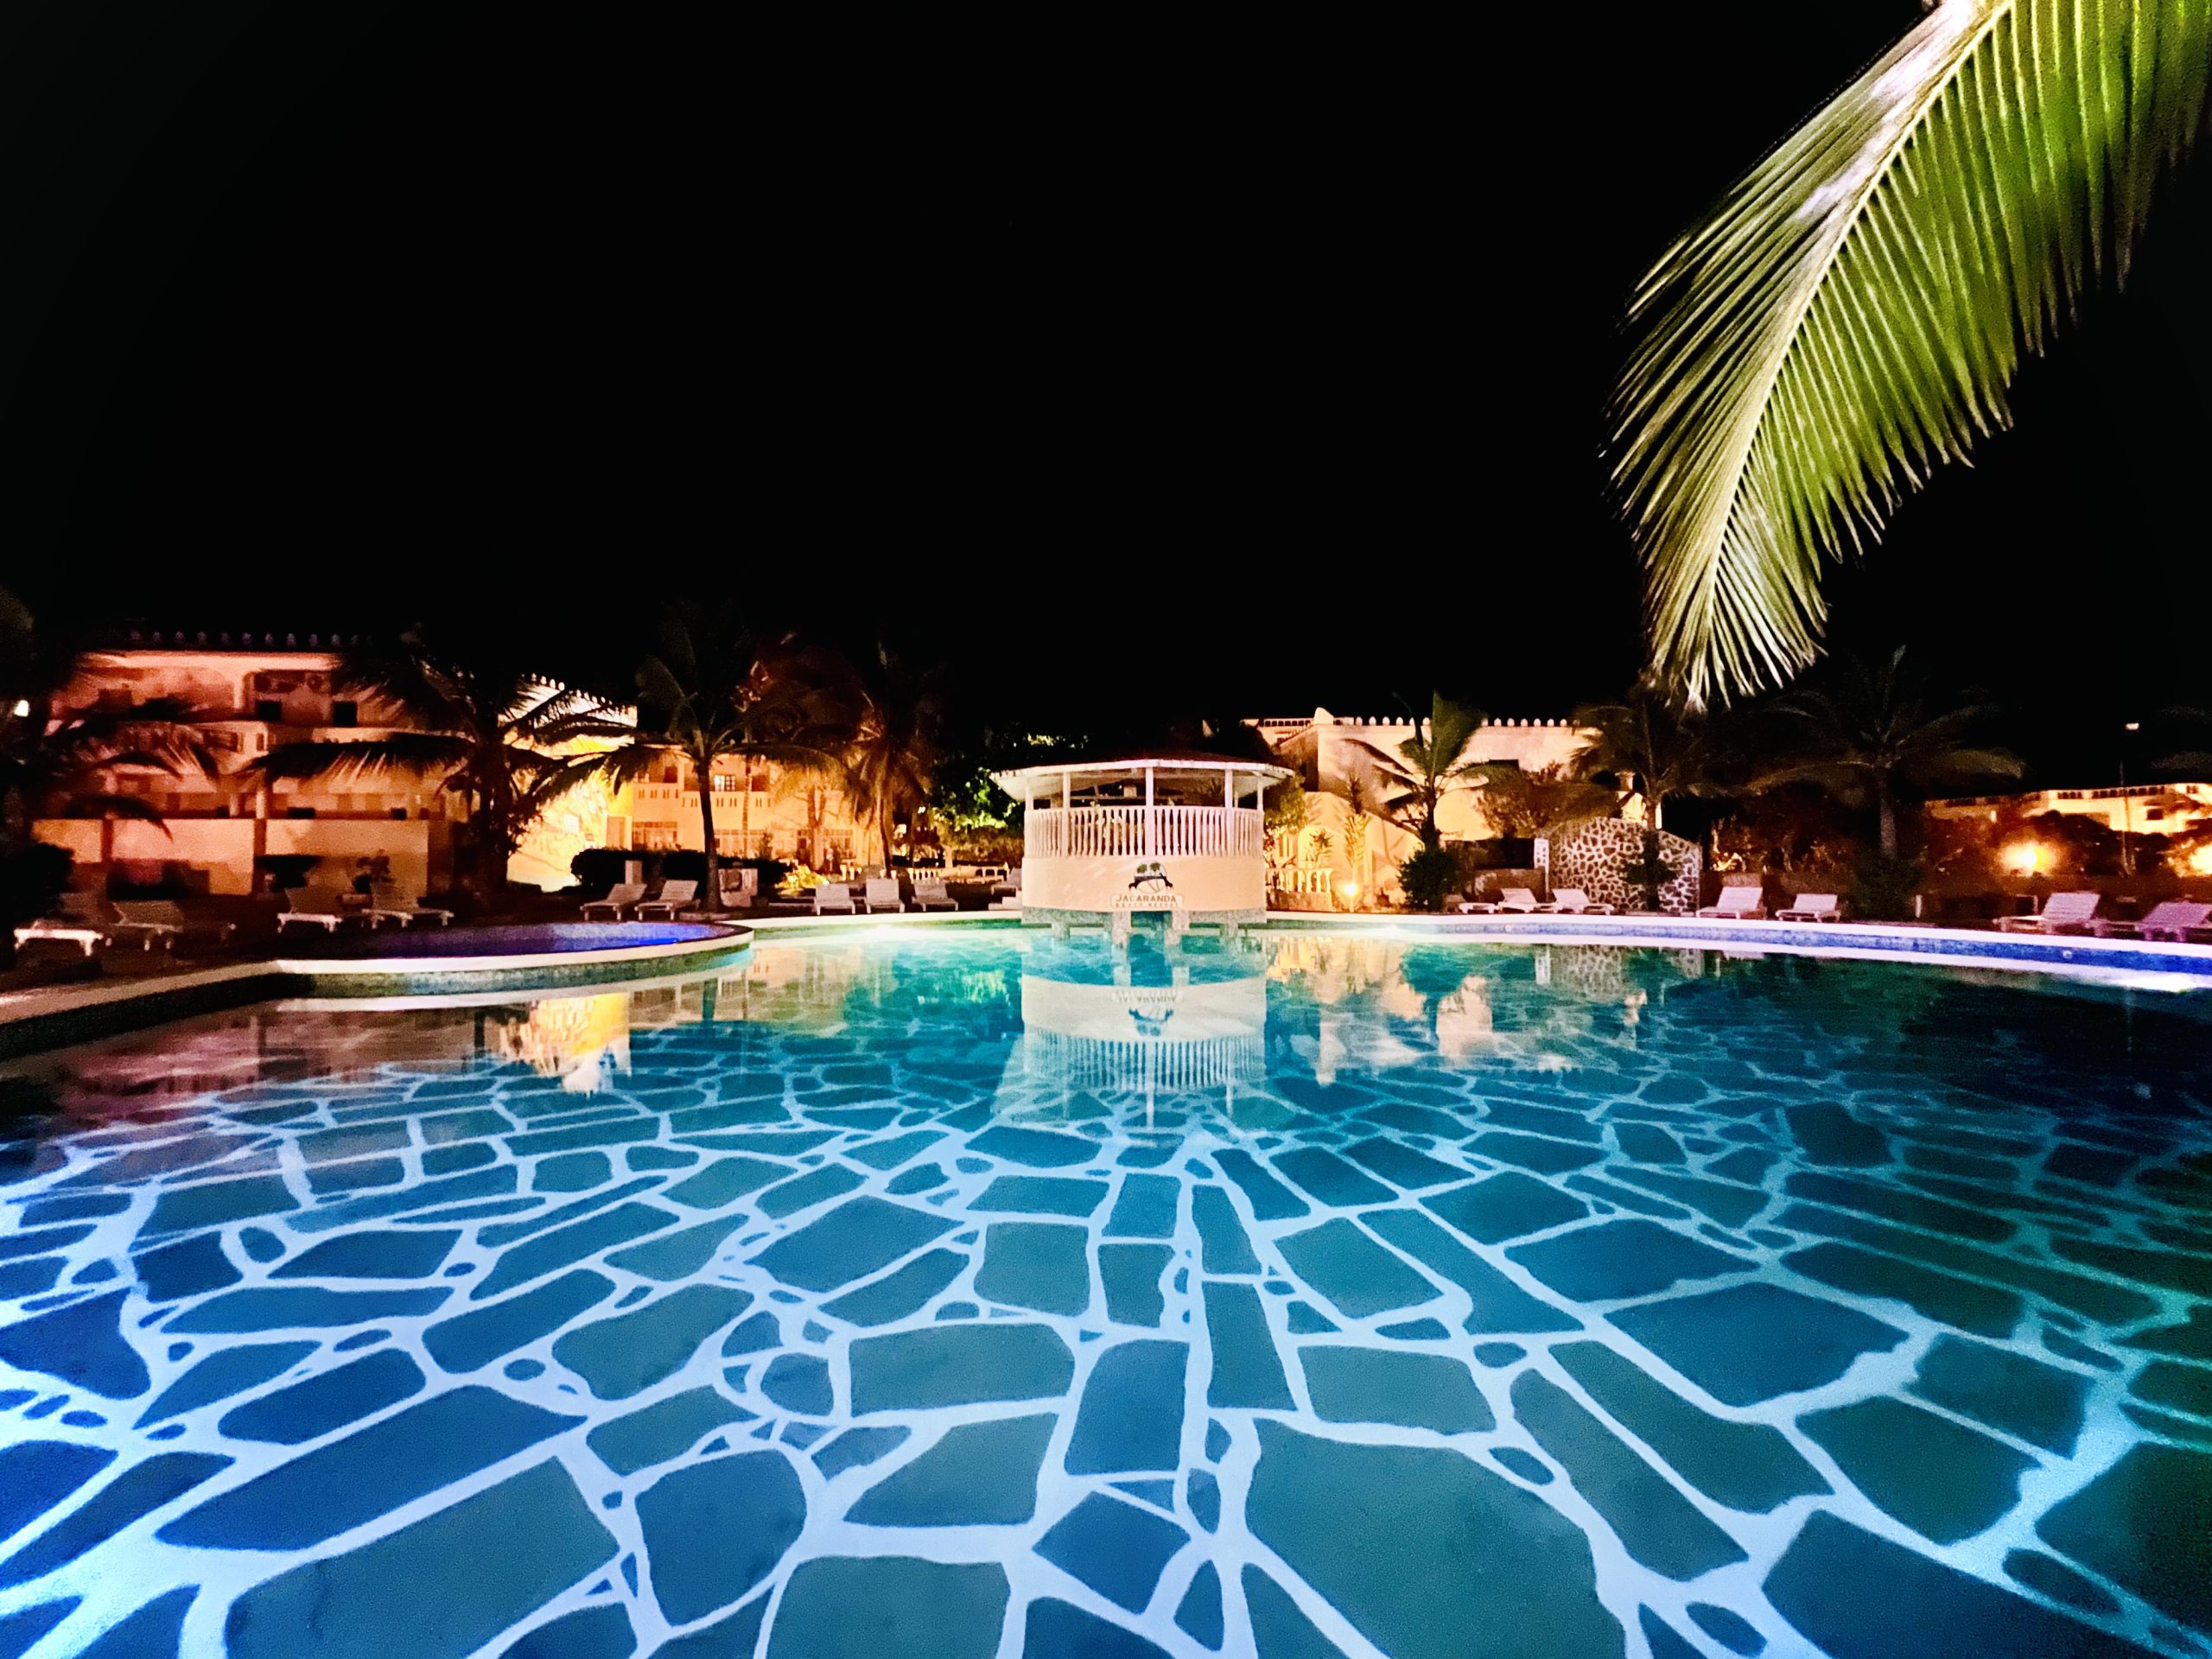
[991,751,1292,943]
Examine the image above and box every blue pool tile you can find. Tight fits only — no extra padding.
[215,1348,425,1444]
[848,1414,1055,1526]
[637,1451,804,1624]
[161,1389,577,1549]
[223,1460,618,1659]
[1034,1492,1187,1613]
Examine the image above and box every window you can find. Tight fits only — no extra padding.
[256,699,283,722]
[331,701,358,727]
[710,773,738,792]
[286,807,316,819]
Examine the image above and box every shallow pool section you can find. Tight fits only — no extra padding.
[283,920,752,997]
[0,931,2207,1656]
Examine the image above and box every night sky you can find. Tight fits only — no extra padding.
[3,3,2208,776]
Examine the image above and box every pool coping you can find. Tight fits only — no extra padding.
[1266,911,2212,988]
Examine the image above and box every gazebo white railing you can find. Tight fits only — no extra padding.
[1025,806,1264,861]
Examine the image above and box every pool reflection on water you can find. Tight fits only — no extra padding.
[0,930,2207,1658]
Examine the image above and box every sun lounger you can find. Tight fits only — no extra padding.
[1994,891,2099,934]
[276,887,369,933]
[990,867,1022,899]
[12,893,114,956]
[862,877,904,913]
[911,879,957,912]
[814,883,856,914]
[1698,886,1767,919]
[2093,900,2212,941]
[634,880,698,919]
[1775,893,1840,922]
[581,881,647,921]
[1548,889,1617,915]
[1460,887,1545,914]
[365,881,452,928]
[112,899,236,949]
[717,868,759,906]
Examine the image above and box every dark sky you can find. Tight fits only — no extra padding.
[3,3,2207,776]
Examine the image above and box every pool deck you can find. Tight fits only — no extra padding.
[3,907,2209,1059]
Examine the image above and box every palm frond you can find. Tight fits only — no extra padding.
[1613,0,2211,703]
[254,734,473,784]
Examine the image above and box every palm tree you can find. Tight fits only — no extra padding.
[0,588,213,864]
[1352,693,1487,852]
[832,644,946,873]
[1758,648,2023,858]
[544,609,831,909]
[1612,3,2210,704]
[257,630,595,905]
[1567,682,1723,833]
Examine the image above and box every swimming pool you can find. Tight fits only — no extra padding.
[0,928,2205,1657]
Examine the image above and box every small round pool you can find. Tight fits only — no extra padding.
[277,920,753,994]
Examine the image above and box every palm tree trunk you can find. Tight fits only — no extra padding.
[878,803,894,874]
[1877,779,1898,860]
[698,758,722,912]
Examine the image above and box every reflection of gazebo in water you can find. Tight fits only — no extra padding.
[993,753,1293,945]
[1010,947,1268,1124]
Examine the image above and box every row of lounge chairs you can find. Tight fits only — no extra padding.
[13,894,236,956]
[1449,887,1616,915]
[808,878,957,914]
[275,884,452,931]
[579,873,982,920]
[581,880,702,922]
[1444,885,1842,921]
[1697,887,1841,921]
[1995,893,2212,940]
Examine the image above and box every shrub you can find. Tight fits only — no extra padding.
[1397,847,1459,912]
[0,844,71,938]
[569,848,637,895]
[1847,852,1923,920]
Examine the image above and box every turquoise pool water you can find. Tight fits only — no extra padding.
[0,928,2207,1657]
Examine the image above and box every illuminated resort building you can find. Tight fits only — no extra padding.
[32,635,879,895]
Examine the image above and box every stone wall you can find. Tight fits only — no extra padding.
[1547,817,1702,912]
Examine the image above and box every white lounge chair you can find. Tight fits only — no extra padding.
[276,887,369,932]
[365,881,452,928]
[990,867,1022,899]
[111,899,235,950]
[2094,900,2212,941]
[717,868,759,906]
[911,878,957,912]
[1995,892,2100,934]
[1548,889,1617,915]
[1698,886,1767,919]
[13,892,115,957]
[581,881,647,921]
[862,877,904,913]
[814,883,856,914]
[1775,893,1840,922]
[634,880,697,919]
[1461,886,1545,914]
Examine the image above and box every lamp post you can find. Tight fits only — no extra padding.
[2120,721,2141,878]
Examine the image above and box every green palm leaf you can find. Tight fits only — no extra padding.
[1613,0,2211,704]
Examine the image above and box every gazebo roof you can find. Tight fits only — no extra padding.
[992,750,1293,794]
